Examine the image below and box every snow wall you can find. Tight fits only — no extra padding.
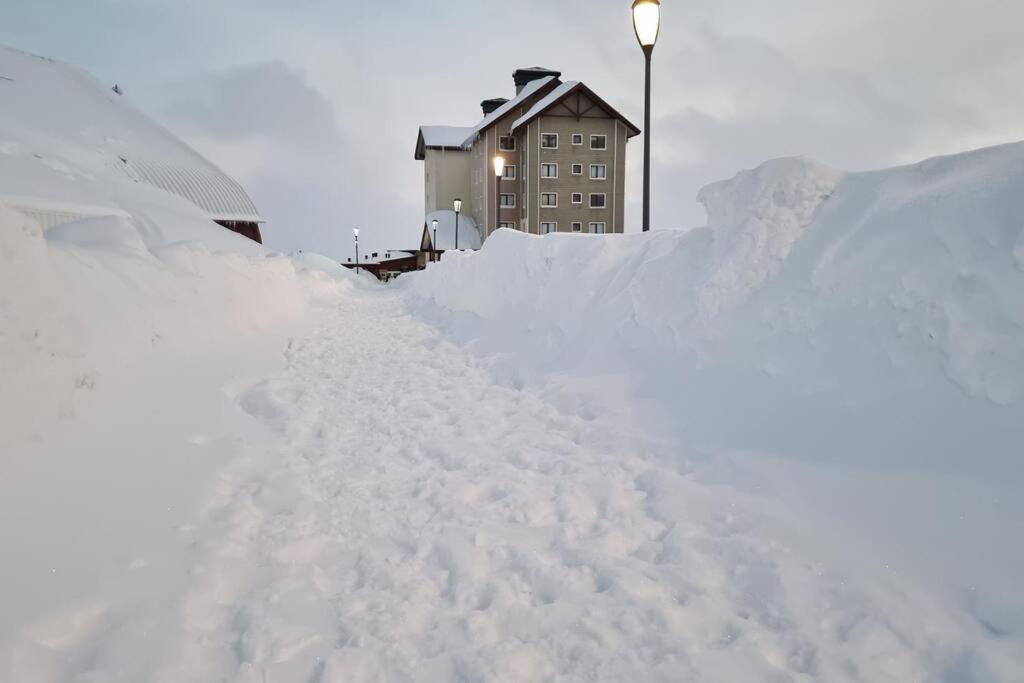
[403,141,1024,636]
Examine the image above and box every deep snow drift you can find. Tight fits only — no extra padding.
[3,50,1024,677]
[403,142,1024,666]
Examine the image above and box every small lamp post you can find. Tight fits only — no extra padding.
[493,155,505,235]
[453,197,463,250]
[353,227,360,274]
[432,219,439,261]
[632,0,661,232]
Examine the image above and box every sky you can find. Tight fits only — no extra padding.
[3,0,1024,259]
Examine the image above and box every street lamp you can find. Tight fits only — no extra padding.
[632,0,660,232]
[453,197,462,251]
[354,227,362,274]
[493,155,505,236]
[432,219,439,261]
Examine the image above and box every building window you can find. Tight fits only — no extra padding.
[571,163,583,175]
[541,163,558,178]
[571,192,583,205]
[541,133,559,149]
[590,164,607,180]
[499,136,516,151]
[500,193,516,207]
[541,192,558,208]
[589,222,607,234]
[571,133,583,146]
[571,222,583,233]
[591,135,607,150]
[499,221,516,229]
[541,222,558,234]
[589,193,606,209]
[503,165,517,180]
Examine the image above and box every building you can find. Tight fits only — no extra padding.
[0,44,264,244]
[415,67,640,241]
[342,210,481,281]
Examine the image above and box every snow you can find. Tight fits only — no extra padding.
[426,209,482,251]
[0,44,261,227]
[510,81,580,134]
[3,58,1024,680]
[402,141,1024,679]
[419,126,476,150]
[461,76,558,146]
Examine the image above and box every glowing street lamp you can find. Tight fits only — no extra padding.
[453,197,462,250]
[493,155,505,236]
[632,0,660,232]
[432,218,439,260]
[354,228,362,274]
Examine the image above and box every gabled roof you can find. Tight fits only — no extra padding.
[509,81,642,138]
[121,159,262,222]
[415,125,474,160]
[461,76,560,146]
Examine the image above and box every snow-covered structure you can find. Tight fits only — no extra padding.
[415,67,640,243]
[0,45,264,243]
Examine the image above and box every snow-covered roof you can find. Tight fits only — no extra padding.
[510,81,580,133]
[425,210,481,251]
[420,126,474,149]
[120,159,261,222]
[0,44,262,224]
[461,76,558,146]
[509,80,642,137]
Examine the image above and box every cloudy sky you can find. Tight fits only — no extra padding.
[3,0,1024,258]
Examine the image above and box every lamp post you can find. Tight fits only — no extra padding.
[353,227,360,274]
[493,156,505,236]
[432,219,439,261]
[453,197,462,250]
[632,0,660,232]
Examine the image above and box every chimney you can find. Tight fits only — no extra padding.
[481,98,509,115]
[512,67,561,94]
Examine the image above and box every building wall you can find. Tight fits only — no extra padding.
[454,84,632,241]
[468,91,551,240]
[424,148,472,216]
[517,105,627,234]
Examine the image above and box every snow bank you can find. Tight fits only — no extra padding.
[403,142,1024,649]
[0,198,351,651]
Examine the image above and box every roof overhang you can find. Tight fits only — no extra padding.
[509,82,642,138]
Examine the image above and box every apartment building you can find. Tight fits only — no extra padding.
[415,67,640,242]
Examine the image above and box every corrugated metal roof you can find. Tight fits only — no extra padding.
[121,159,262,222]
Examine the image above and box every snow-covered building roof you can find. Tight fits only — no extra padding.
[121,159,261,222]
[510,81,642,137]
[0,44,262,226]
[510,81,580,132]
[461,76,559,146]
[415,126,475,160]
[423,210,481,251]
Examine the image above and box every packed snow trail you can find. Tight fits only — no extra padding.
[6,285,1001,682]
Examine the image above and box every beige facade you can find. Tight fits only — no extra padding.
[423,147,472,216]
[417,69,639,244]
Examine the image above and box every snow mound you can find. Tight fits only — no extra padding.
[403,141,1024,650]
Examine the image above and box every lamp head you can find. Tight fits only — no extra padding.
[432,219,439,230]
[453,198,463,213]
[493,155,505,178]
[632,0,661,50]
[353,227,359,237]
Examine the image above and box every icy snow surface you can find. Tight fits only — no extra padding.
[3,140,1024,682]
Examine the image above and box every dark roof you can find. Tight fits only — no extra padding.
[509,81,642,138]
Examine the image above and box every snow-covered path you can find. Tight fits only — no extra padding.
[9,286,1015,682]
